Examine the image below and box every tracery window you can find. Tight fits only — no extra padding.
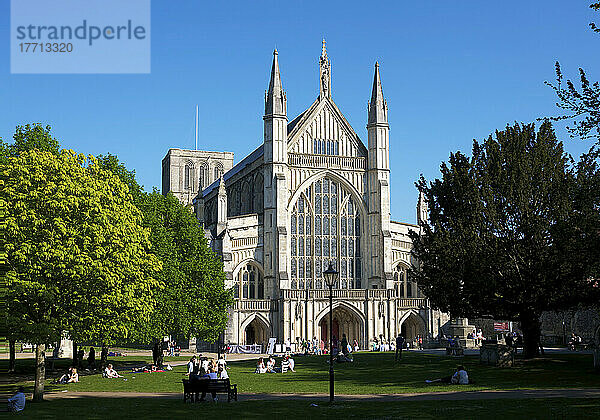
[393,264,419,298]
[234,263,264,299]
[214,162,224,181]
[393,264,407,297]
[291,177,361,289]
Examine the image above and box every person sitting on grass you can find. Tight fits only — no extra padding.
[281,354,296,372]
[266,357,276,373]
[426,365,470,385]
[281,355,291,373]
[104,364,123,378]
[6,386,26,413]
[68,367,79,383]
[55,367,79,384]
[255,357,267,374]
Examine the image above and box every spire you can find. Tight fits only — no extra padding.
[265,49,286,116]
[319,39,331,99]
[368,61,388,126]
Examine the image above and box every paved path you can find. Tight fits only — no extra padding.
[42,388,600,402]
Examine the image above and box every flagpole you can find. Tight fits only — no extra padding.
[195,105,198,150]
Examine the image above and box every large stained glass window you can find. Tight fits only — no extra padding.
[291,177,362,289]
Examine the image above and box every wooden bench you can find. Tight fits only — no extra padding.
[572,342,593,351]
[182,378,238,403]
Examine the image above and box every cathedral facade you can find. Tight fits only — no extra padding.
[162,43,449,349]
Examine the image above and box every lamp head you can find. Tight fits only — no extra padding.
[323,262,338,288]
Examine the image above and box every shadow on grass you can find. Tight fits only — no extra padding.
[1,396,600,420]
[224,351,599,395]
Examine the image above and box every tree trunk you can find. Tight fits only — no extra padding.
[72,341,78,367]
[520,311,541,359]
[100,345,109,370]
[9,339,16,373]
[33,344,45,402]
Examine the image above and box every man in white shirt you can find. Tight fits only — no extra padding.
[426,365,469,385]
[7,386,26,412]
[451,366,469,384]
[217,365,229,379]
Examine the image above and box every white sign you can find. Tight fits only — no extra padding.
[267,338,276,355]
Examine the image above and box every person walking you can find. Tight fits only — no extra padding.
[395,333,405,361]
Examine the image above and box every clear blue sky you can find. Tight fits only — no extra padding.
[1,1,598,223]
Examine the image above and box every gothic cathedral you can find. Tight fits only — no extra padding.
[162,42,450,349]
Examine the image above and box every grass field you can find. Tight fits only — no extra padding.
[0,397,599,419]
[2,351,599,395]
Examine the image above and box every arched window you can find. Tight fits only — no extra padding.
[236,263,264,299]
[184,162,194,190]
[291,177,362,290]
[393,264,418,298]
[241,181,252,214]
[214,162,224,182]
[199,163,209,191]
[393,265,406,297]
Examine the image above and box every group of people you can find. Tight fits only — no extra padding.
[467,329,485,346]
[103,363,123,378]
[504,332,524,353]
[186,355,229,402]
[568,333,583,351]
[54,367,79,384]
[300,337,326,355]
[62,346,101,371]
[255,354,296,373]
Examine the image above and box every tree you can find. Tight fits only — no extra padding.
[409,121,599,358]
[2,124,62,372]
[9,124,60,156]
[545,4,600,141]
[138,191,233,349]
[1,149,160,400]
[94,156,232,356]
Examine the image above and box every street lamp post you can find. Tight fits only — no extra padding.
[323,262,338,403]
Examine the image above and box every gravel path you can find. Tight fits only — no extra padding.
[42,388,600,402]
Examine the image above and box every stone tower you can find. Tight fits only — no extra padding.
[367,62,393,289]
[263,50,289,295]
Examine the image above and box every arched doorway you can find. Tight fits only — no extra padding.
[318,304,364,349]
[243,316,269,348]
[400,312,426,344]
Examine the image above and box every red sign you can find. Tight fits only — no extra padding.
[494,322,509,331]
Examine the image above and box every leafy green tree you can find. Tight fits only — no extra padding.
[9,124,60,156]
[2,124,61,371]
[138,191,233,349]
[546,3,600,141]
[95,156,232,355]
[95,153,145,204]
[1,149,160,400]
[409,122,599,358]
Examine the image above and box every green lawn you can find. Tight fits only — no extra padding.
[0,398,599,419]
[2,351,599,395]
